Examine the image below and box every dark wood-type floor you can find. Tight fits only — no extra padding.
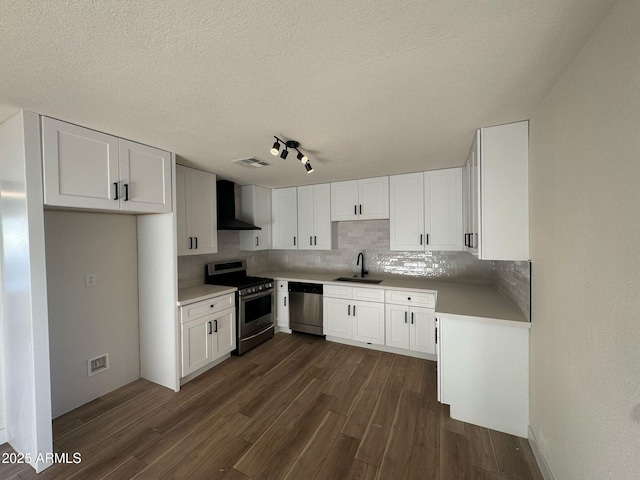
[2,333,543,480]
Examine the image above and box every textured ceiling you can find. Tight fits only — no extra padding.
[0,0,616,188]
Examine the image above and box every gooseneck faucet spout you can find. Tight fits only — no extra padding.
[356,252,368,278]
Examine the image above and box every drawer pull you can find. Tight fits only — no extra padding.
[408,297,411,300]
[210,304,215,308]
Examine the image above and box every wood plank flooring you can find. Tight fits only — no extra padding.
[1,333,543,480]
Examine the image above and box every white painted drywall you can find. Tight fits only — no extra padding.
[529,1,640,479]
[44,211,141,417]
[0,111,53,472]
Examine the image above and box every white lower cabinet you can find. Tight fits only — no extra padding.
[324,292,384,345]
[437,314,529,437]
[385,304,435,354]
[276,280,290,331]
[180,296,236,378]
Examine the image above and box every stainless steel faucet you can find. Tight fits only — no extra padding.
[356,252,368,278]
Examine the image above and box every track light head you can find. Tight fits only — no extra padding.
[297,151,308,163]
[280,149,289,159]
[304,161,314,173]
[270,141,280,155]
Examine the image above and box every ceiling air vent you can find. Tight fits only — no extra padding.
[231,157,271,168]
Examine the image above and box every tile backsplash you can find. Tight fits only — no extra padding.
[493,260,531,321]
[177,219,531,321]
[268,220,494,285]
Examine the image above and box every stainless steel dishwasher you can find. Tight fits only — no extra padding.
[288,282,324,336]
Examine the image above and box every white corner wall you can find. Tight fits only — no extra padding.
[0,111,53,471]
[529,1,640,479]
[44,211,141,417]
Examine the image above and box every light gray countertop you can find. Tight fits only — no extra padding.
[177,284,237,306]
[258,269,528,324]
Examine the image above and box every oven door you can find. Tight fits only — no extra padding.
[238,289,274,338]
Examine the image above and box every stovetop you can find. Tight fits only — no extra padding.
[205,260,273,295]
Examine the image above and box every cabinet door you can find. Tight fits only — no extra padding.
[409,307,435,354]
[175,166,191,255]
[468,131,480,256]
[276,291,290,329]
[214,307,236,357]
[389,173,424,251]
[385,304,410,349]
[359,176,389,220]
[119,139,172,213]
[297,186,315,250]
[188,168,218,254]
[181,316,214,377]
[240,186,272,251]
[352,301,385,345]
[42,117,120,210]
[272,187,298,249]
[312,183,332,250]
[331,180,359,221]
[323,297,352,339]
[424,169,463,251]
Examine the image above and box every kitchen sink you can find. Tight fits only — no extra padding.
[333,277,383,285]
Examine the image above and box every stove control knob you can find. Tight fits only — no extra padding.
[258,285,263,291]
[247,288,254,294]
[267,283,272,288]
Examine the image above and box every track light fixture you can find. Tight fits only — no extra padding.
[270,136,314,173]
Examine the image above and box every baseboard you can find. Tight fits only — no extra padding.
[0,428,7,445]
[528,426,555,480]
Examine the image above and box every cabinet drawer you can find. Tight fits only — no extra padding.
[385,290,436,308]
[352,287,385,303]
[181,293,235,323]
[324,285,352,299]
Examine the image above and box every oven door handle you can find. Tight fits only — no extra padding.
[241,289,273,301]
[241,323,274,342]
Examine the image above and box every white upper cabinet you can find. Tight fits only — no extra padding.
[176,165,218,256]
[240,185,272,251]
[118,139,172,213]
[297,183,332,250]
[42,117,171,213]
[331,176,389,221]
[464,121,529,260]
[272,187,298,249]
[390,170,463,252]
[389,173,425,251]
[424,168,463,251]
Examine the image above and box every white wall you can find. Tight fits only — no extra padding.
[0,111,53,471]
[45,211,140,417]
[529,1,640,479]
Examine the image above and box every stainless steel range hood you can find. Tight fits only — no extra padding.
[216,180,261,230]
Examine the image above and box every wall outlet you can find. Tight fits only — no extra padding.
[87,353,109,377]
[85,273,96,287]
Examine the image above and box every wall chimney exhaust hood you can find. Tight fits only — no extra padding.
[216,180,261,230]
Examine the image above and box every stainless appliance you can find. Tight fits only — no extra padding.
[288,282,324,336]
[216,180,261,230]
[205,260,274,355]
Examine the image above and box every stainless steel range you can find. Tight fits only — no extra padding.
[205,260,274,355]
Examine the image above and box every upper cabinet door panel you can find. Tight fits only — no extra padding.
[188,168,218,254]
[313,183,332,250]
[297,186,315,250]
[389,173,424,251]
[175,166,190,255]
[424,168,463,251]
[42,117,119,210]
[331,180,359,221]
[272,187,298,250]
[358,176,389,220]
[118,139,171,213]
